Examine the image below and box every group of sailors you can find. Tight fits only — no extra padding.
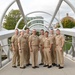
[11,28,65,69]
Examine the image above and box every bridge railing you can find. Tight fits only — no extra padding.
[64,41,75,59]
[0,40,75,68]
[0,44,12,68]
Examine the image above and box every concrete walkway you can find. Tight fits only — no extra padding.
[0,56,75,75]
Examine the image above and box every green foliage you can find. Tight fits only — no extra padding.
[61,18,75,28]
[36,31,39,36]
[63,41,72,51]
[3,9,25,30]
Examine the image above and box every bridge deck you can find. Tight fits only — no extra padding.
[0,56,75,75]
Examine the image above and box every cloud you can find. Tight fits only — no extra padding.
[0,0,75,24]
[27,0,59,13]
[59,0,75,19]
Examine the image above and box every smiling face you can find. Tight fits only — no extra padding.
[40,29,44,35]
[21,31,24,36]
[15,29,19,35]
[45,31,49,37]
[56,29,60,35]
[50,29,54,34]
[32,29,36,35]
[26,28,29,34]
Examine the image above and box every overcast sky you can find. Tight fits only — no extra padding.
[0,0,75,24]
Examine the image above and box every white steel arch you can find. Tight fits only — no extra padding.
[15,0,27,24]
[15,17,23,29]
[64,0,75,12]
[26,11,62,28]
[15,11,61,29]
[26,11,58,21]
[0,0,15,30]
[27,19,49,26]
[22,19,49,30]
[0,0,75,30]
[23,23,49,30]
[29,23,49,31]
[49,0,75,28]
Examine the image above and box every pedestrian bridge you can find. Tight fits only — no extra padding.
[0,54,75,75]
[0,0,75,75]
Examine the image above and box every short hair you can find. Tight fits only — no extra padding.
[15,28,18,31]
[56,29,60,31]
[41,29,44,31]
[50,28,53,30]
[50,28,54,31]
[21,30,25,33]
[45,31,49,33]
[26,28,29,30]
[33,29,36,32]
[15,29,19,32]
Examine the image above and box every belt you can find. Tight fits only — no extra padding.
[40,45,42,46]
[44,47,50,48]
[56,45,61,47]
[56,44,58,46]
[32,45,38,46]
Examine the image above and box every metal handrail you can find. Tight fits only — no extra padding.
[64,41,75,57]
[65,41,75,44]
[0,41,75,68]
[0,44,11,68]
[1,44,11,47]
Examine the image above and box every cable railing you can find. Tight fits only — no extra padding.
[0,40,75,68]
[64,41,75,58]
[0,44,12,68]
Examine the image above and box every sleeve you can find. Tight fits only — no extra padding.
[50,38,53,44]
[11,36,14,43]
[23,35,26,39]
[54,36,56,45]
[42,38,44,45]
[29,35,32,42]
[18,37,21,44]
[39,36,42,45]
[61,35,65,43]
[27,35,30,42]
[39,36,40,41]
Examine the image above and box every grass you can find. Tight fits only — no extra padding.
[63,41,72,51]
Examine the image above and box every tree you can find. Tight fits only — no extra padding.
[61,16,75,28]
[61,16,75,41]
[3,9,25,30]
[62,19,75,28]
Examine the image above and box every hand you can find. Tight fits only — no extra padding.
[13,47,15,51]
[30,48,33,52]
[38,48,40,51]
[42,49,44,52]
[19,50,22,53]
[55,48,57,51]
[60,47,62,51]
[49,50,51,52]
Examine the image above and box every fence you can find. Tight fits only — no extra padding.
[0,44,12,68]
[64,41,75,58]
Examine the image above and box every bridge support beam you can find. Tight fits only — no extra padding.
[72,36,75,57]
[0,44,2,68]
[15,0,27,25]
[49,0,63,28]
